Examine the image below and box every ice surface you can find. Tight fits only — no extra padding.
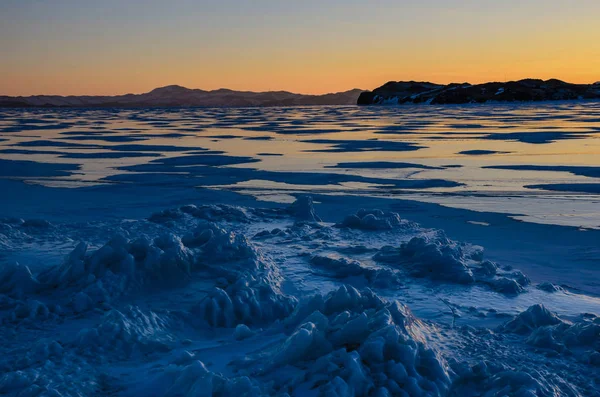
[0,195,598,396]
[2,102,600,397]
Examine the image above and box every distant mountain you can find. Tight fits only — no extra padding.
[0,85,363,108]
[358,79,600,105]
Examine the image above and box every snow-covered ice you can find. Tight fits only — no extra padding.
[1,197,599,395]
[1,104,600,395]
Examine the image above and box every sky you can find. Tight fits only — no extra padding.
[1,0,600,96]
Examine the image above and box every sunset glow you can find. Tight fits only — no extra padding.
[2,0,600,96]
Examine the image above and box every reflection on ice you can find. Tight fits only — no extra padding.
[1,102,600,228]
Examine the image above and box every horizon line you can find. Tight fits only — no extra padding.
[3,77,600,98]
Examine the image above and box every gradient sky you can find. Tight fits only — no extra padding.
[2,0,600,96]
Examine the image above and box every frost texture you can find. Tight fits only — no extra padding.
[239,285,452,396]
[2,197,597,396]
[374,231,530,293]
[0,219,297,326]
[26,234,197,310]
[192,275,296,328]
[186,224,297,328]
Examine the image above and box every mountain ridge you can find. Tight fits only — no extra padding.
[0,86,364,108]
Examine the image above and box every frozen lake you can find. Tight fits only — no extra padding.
[1,102,600,228]
[1,103,600,396]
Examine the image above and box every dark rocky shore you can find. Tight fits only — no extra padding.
[358,79,600,105]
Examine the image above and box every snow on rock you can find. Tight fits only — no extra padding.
[310,254,401,288]
[373,230,530,293]
[337,209,410,231]
[237,285,452,396]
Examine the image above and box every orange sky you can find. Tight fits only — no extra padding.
[2,1,599,96]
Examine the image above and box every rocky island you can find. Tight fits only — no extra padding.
[358,79,600,105]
